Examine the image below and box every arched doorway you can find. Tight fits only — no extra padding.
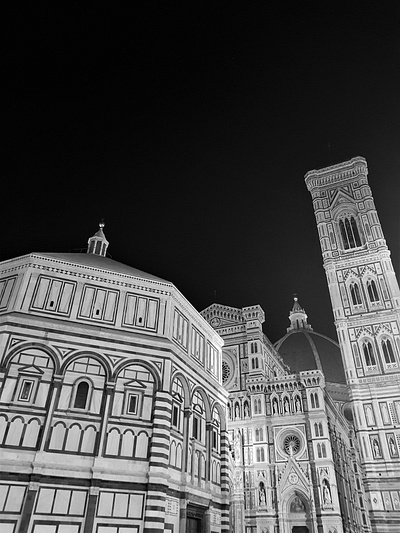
[287,493,312,533]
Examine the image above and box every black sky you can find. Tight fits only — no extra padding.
[3,4,400,343]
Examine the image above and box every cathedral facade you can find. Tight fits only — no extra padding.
[0,157,399,533]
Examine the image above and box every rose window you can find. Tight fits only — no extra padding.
[222,361,231,384]
[284,434,301,456]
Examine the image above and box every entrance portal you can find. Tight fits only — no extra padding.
[187,517,201,533]
[292,527,309,533]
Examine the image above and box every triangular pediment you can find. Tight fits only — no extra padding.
[330,189,355,212]
[124,379,146,389]
[279,456,310,494]
[18,365,44,376]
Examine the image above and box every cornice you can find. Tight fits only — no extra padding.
[305,157,368,191]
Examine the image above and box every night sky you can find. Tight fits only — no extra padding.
[3,4,400,343]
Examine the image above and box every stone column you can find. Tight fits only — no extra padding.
[182,407,192,474]
[143,390,171,533]
[83,486,99,533]
[18,480,40,533]
[38,376,62,450]
[95,382,114,456]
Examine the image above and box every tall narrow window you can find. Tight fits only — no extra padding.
[319,423,323,436]
[322,443,327,457]
[382,339,396,364]
[367,280,379,302]
[363,342,376,367]
[314,393,319,408]
[350,283,362,305]
[74,381,89,409]
[339,216,362,249]
[18,380,34,402]
[317,443,322,458]
[339,220,348,249]
[314,423,319,437]
[351,217,362,246]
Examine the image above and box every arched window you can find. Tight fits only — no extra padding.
[254,399,259,414]
[317,443,322,458]
[363,341,376,367]
[382,339,396,364]
[319,422,323,436]
[257,399,262,413]
[322,443,327,457]
[74,381,89,409]
[255,428,263,442]
[256,447,265,462]
[315,394,319,408]
[367,280,379,302]
[311,394,315,409]
[314,423,319,437]
[350,282,362,305]
[339,216,361,249]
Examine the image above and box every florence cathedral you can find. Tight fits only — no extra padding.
[0,157,399,533]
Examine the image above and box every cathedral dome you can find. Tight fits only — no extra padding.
[274,298,346,385]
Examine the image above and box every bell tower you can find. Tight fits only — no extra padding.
[305,157,400,532]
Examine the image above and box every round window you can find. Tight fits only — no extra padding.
[222,360,231,384]
[283,434,301,456]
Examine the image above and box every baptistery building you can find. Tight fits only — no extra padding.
[0,226,229,533]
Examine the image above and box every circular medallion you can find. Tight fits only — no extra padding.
[288,472,299,484]
[210,317,221,327]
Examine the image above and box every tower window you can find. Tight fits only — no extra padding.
[382,339,396,365]
[367,280,379,302]
[362,341,376,368]
[339,216,362,249]
[350,282,362,305]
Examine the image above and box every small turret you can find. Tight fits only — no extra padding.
[87,221,109,257]
[287,296,313,332]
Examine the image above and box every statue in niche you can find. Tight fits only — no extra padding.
[295,396,302,412]
[380,402,390,423]
[234,431,241,464]
[244,402,249,417]
[227,404,231,420]
[284,398,290,413]
[322,480,332,505]
[290,496,305,513]
[235,403,240,418]
[259,481,266,505]
[372,437,381,458]
[273,398,279,414]
[388,436,397,456]
[365,405,374,425]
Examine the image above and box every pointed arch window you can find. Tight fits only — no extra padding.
[350,282,362,305]
[367,280,379,302]
[317,443,322,458]
[256,447,265,462]
[382,339,396,365]
[310,392,319,409]
[362,341,376,368]
[314,423,319,437]
[319,423,323,436]
[339,216,362,249]
[321,443,327,457]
